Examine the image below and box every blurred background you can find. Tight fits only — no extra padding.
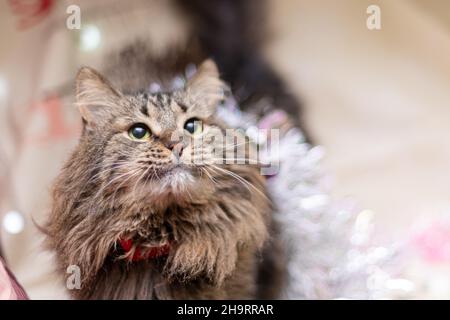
[0,0,450,299]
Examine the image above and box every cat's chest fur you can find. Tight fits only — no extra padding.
[75,244,259,299]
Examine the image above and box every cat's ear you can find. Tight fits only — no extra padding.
[75,67,122,125]
[185,59,225,116]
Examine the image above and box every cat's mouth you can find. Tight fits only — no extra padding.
[143,163,193,180]
[156,164,197,185]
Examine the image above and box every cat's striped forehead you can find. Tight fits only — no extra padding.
[76,59,223,129]
[127,91,191,135]
[137,91,188,116]
[148,92,187,112]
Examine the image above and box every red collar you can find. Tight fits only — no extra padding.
[118,238,171,262]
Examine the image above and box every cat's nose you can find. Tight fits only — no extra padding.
[167,142,184,159]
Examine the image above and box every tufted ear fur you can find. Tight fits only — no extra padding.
[185,59,225,117]
[75,67,122,126]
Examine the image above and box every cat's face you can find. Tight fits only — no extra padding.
[77,60,229,206]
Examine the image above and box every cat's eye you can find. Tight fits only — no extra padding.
[128,124,151,140]
[184,118,203,135]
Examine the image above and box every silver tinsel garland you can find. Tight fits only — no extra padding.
[217,100,414,300]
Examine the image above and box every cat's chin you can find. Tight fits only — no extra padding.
[136,165,202,204]
[162,166,196,190]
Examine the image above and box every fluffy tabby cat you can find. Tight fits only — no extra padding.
[44,0,300,300]
[46,59,284,299]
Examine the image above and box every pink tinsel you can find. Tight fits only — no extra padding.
[412,220,450,264]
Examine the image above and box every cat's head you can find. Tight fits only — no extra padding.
[75,59,228,206]
[48,60,269,292]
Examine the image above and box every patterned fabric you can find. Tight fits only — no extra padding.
[0,258,28,300]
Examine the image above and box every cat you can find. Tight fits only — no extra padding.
[45,59,285,299]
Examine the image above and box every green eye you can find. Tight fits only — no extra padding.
[129,124,151,140]
[184,118,203,135]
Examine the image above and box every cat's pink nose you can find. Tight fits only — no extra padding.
[168,142,184,159]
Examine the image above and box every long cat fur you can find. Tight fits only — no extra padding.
[45,60,285,299]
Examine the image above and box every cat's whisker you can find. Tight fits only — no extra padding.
[91,172,129,202]
[86,162,137,184]
[109,168,146,205]
[152,165,161,182]
[209,165,268,200]
[142,165,156,187]
[201,167,218,187]
[214,142,249,150]
[86,167,140,190]
[85,159,134,175]
[96,166,144,197]
[132,163,154,195]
